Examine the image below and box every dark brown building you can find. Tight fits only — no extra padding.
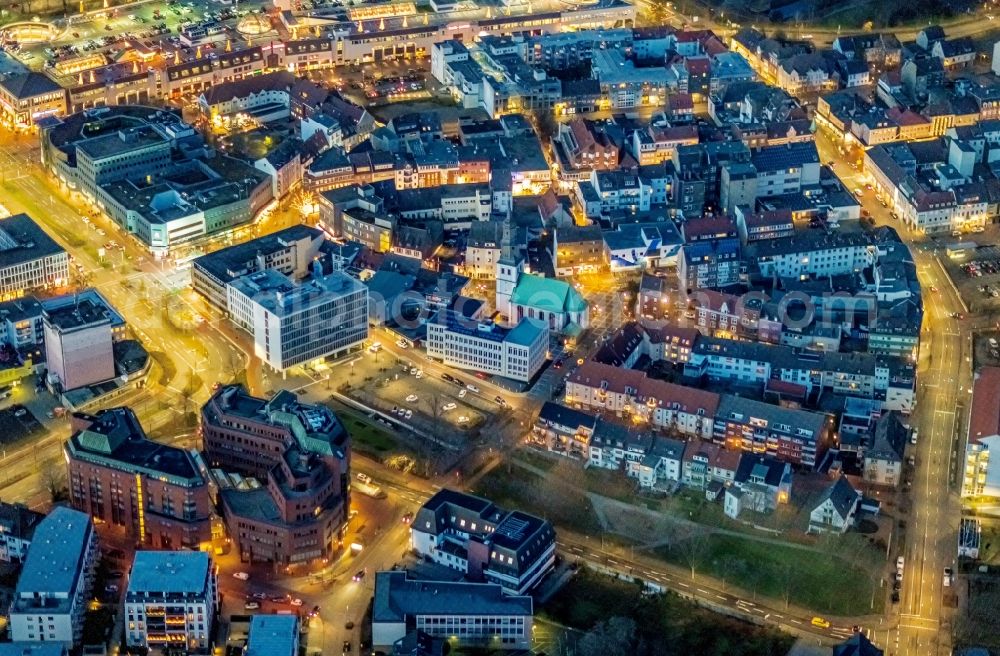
[201,385,350,565]
[65,408,216,549]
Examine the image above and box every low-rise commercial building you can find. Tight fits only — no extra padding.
[373,571,533,652]
[9,507,98,648]
[65,407,216,549]
[411,489,556,595]
[124,551,218,653]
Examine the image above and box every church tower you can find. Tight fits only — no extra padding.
[495,215,522,321]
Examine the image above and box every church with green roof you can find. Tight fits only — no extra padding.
[495,217,590,335]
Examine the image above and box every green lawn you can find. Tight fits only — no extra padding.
[472,462,604,535]
[656,534,883,616]
[349,419,401,456]
[544,568,794,656]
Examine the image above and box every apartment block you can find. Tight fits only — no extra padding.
[9,507,98,648]
[124,551,218,653]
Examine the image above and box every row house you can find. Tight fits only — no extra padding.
[565,360,719,439]
[531,401,599,459]
[681,439,741,490]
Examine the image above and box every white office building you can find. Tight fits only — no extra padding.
[228,267,368,372]
[372,571,534,652]
[426,311,548,383]
[9,507,98,649]
[124,551,218,653]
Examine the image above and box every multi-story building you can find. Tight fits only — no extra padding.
[0,502,44,564]
[372,572,533,652]
[714,395,832,468]
[65,407,216,549]
[963,366,1000,499]
[565,360,718,439]
[9,507,98,648]
[425,311,548,383]
[191,225,331,313]
[245,615,299,656]
[227,268,368,372]
[42,294,119,393]
[462,221,504,280]
[41,106,272,255]
[749,141,821,197]
[411,489,556,595]
[0,214,69,300]
[552,225,608,276]
[124,551,218,653]
[201,385,351,564]
[746,229,884,280]
[0,645,68,656]
[0,72,67,129]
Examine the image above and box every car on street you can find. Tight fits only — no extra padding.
[896,556,905,572]
[352,569,367,582]
[356,472,372,484]
[251,592,267,600]
[811,617,831,629]
[442,402,457,411]
[458,389,467,398]
[233,572,249,580]
[853,188,863,197]
[944,567,953,587]
[405,394,418,403]
[395,339,408,348]
[343,641,352,653]
[466,384,479,393]
[402,511,413,524]
[244,601,260,610]
[291,598,303,606]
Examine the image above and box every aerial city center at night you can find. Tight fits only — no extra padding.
[0,0,997,653]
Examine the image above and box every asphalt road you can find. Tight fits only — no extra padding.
[817,129,969,656]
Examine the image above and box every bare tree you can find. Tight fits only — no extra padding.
[674,525,711,580]
[40,458,68,503]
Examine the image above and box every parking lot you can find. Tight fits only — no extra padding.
[344,348,502,446]
[940,234,1000,312]
[0,404,44,445]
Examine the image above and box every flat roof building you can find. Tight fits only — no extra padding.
[125,551,218,653]
[191,225,329,312]
[425,311,548,383]
[9,507,98,649]
[0,213,69,299]
[245,615,299,656]
[373,571,533,652]
[65,407,216,549]
[0,502,45,564]
[411,489,555,595]
[228,268,368,372]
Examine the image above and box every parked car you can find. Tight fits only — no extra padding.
[466,384,479,393]
[244,601,260,610]
[442,402,457,411]
[233,572,250,580]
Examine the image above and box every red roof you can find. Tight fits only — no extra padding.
[970,367,1000,444]
[668,92,695,111]
[765,379,808,399]
[744,208,793,228]
[682,438,740,472]
[569,360,720,416]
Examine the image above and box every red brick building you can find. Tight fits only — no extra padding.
[201,385,351,565]
[65,408,215,550]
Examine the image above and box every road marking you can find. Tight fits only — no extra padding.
[715,594,726,600]
[790,619,802,625]
[677,582,689,588]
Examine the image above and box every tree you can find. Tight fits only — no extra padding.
[578,616,638,656]
[41,458,68,503]
[674,525,711,580]
[531,107,558,142]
